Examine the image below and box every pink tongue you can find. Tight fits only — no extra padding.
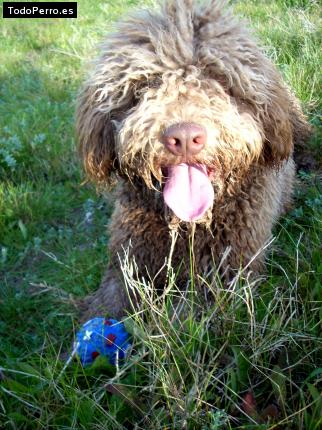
[163,164,214,222]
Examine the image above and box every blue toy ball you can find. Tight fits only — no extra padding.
[74,317,131,366]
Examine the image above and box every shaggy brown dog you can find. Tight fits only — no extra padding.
[76,0,310,320]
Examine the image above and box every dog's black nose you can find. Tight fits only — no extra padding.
[162,122,207,157]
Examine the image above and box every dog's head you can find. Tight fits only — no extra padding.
[76,0,297,222]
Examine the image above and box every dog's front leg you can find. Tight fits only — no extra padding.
[78,266,131,322]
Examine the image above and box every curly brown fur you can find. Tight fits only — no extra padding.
[76,0,311,321]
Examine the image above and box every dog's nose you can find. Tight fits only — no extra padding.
[162,123,207,157]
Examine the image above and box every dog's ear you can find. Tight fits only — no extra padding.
[261,81,311,165]
[76,84,116,185]
[76,66,138,185]
[259,79,294,165]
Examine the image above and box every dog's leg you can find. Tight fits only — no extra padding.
[78,187,173,322]
[78,267,131,322]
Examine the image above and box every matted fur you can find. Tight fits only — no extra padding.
[76,0,311,320]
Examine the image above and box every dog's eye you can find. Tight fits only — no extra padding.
[132,78,160,101]
[148,77,161,89]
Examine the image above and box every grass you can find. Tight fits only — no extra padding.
[0,0,321,428]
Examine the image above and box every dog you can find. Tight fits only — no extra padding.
[76,0,311,320]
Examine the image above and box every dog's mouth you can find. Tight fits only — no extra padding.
[162,163,215,222]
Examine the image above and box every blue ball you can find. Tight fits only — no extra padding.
[74,317,131,366]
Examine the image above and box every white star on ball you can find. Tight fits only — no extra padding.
[83,330,93,341]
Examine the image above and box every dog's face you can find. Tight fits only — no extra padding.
[77,0,293,222]
[117,70,265,221]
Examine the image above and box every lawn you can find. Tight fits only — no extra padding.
[0,0,321,429]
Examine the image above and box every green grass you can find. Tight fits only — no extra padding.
[0,0,321,428]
